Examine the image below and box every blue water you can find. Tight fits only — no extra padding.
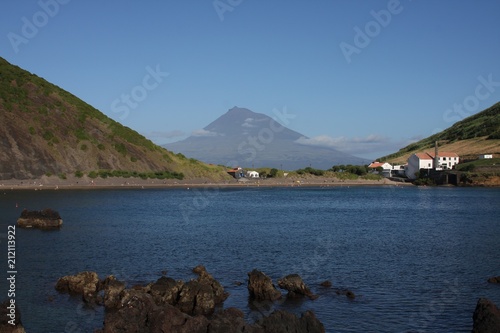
[0,186,499,332]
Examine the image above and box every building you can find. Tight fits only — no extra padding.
[368,162,393,177]
[405,152,459,179]
[479,154,493,159]
[246,171,259,178]
[227,167,246,179]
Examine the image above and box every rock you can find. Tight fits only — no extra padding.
[0,300,26,333]
[335,289,355,299]
[320,280,332,288]
[177,280,217,316]
[196,268,228,304]
[55,271,100,303]
[258,309,325,333]
[193,264,207,275]
[208,308,258,333]
[488,276,500,284]
[175,266,229,316]
[99,275,126,309]
[278,274,317,299]
[17,208,63,229]
[148,276,184,307]
[248,269,282,301]
[102,290,210,333]
[472,298,500,333]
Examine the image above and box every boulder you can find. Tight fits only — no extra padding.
[55,271,100,303]
[320,280,332,288]
[99,275,126,309]
[0,300,26,333]
[278,274,317,299]
[258,310,325,333]
[17,208,63,229]
[487,276,500,284]
[335,289,355,299]
[472,298,500,333]
[207,308,259,333]
[175,266,229,316]
[148,276,184,307]
[248,269,282,301]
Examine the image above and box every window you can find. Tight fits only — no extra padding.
[443,157,447,161]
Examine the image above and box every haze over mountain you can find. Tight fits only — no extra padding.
[165,107,370,170]
[0,57,228,180]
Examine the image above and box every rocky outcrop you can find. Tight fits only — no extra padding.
[248,269,282,301]
[487,276,500,284]
[55,271,100,303]
[278,274,317,299]
[472,298,500,333]
[58,267,325,333]
[259,310,325,333]
[17,208,63,229]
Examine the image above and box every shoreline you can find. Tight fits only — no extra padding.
[0,175,414,191]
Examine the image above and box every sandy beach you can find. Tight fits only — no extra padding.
[0,174,412,191]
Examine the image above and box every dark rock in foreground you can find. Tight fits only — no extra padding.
[488,276,500,284]
[258,310,325,333]
[0,300,26,333]
[472,298,500,333]
[17,208,63,229]
[248,269,282,301]
[59,267,325,333]
[278,274,318,299]
[55,271,100,303]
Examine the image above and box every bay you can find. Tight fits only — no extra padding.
[0,186,499,332]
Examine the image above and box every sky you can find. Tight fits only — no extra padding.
[1,0,499,160]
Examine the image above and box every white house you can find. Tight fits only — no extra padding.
[405,152,459,179]
[368,162,392,177]
[479,154,493,159]
[246,171,260,178]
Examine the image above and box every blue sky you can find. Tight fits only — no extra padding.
[1,0,499,160]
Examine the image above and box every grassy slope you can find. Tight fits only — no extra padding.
[0,57,230,180]
[379,102,500,164]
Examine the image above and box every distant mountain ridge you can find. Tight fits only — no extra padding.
[0,57,228,180]
[380,102,500,164]
[165,107,369,170]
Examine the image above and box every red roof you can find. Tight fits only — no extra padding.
[368,162,385,168]
[414,152,459,160]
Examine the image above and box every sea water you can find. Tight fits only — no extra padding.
[0,186,499,332]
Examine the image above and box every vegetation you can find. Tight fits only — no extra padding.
[379,102,500,163]
[0,56,230,181]
[456,158,500,171]
[296,167,324,176]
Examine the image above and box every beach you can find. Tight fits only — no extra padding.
[0,174,411,191]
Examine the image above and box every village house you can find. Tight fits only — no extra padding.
[368,161,392,177]
[227,167,246,179]
[405,152,459,179]
[479,154,493,159]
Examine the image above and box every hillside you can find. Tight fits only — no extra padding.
[0,57,230,180]
[165,107,370,170]
[380,102,500,164]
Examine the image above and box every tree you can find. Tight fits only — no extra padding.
[270,168,279,177]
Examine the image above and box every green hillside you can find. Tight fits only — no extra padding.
[380,102,500,163]
[0,57,229,180]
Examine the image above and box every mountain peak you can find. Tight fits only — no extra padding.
[166,107,369,169]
